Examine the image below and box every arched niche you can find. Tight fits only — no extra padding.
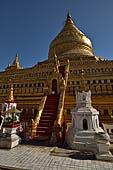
[83,119,88,130]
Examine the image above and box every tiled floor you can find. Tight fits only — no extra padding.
[0,142,112,170]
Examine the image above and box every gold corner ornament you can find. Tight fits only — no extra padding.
[7,84,14,102]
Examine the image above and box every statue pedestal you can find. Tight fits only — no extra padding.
[0,123,20,149]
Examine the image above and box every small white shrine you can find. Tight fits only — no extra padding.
[66,71,113,161]
[0,84,21,149]
[72,90,101,132]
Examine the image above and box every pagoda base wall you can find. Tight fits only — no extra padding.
[0,133,20,149]
[0,125,20,149]
[66,127,97,152]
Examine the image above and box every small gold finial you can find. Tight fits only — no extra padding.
[13,53,19,67]
[53,52,59,73]
[21,64,23,69]
[8,63,10,67]
[16,53,18,58]
[65,10,74,25]
[15,53,19,63]
[79,69,86,92]
[67,10,71,19]
[67,59,70,64]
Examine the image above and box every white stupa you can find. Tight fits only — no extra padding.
[66,70,113,161]
[0,84,21,149]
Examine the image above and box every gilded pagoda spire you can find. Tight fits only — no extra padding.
[5,53,23,71]
[65,11,74,24]
[48,12,94,59]
[13,53,19,67]
[67,11,71,19]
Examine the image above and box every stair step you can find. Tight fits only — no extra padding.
[47,95,59,97]
[43,110,57,112]
[33,135,49,141]
[46,96,59,99]
[45,102,58,104]
[46,99,59,101]
[37,123,53,127]
[36,131,49,135]
[49,97,59,98]
[43,109,57,111]
[46,98,58,103]
[45,101,59,104]
[45,103,58,105]
[46,99,58,101]
[39,120,54,123]
[43,108,57,111]
[42,113,56,116]
[43,109,57,112]
[40,116,55,121]
[41,115,55,118]
[37,127,49,131]
[44,105,58,108]
[43,107,57,110]
[42,112,56,114]
[42,112,56,115]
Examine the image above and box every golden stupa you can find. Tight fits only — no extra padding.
[0,12,112,141]
[48,12,93,59]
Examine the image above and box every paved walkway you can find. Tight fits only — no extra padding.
[0,142,113,170]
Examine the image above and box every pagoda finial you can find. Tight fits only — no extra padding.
[7,84,14,102]
[13,53,19,67]
[21,64,23,69]
[67,10,71,19]
[15,53,19,63]
[8,63,10,67]
[65,10,74,25]
[16,53,18,58]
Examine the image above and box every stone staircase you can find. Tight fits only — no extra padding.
[36,94,59,141]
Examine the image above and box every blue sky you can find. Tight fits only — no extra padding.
[0,0,113,71]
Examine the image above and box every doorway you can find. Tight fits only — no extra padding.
[83,119,88,130]
[52,79,57,94]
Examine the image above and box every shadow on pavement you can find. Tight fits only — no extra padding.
[69,151,96,160]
